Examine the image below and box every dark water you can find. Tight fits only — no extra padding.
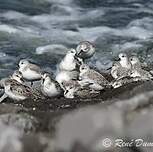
[0,0,153,77]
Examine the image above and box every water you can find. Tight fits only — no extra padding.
[0,0,153,77]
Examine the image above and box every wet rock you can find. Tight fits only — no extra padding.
[0,103,26,114]
[0,122,22,152]
[0,113,40,134]
[52,105,125,151]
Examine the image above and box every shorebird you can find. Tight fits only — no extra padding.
[55,70,79,84]
[18,59,42,86]
[111,77,141,88]
[61,80,80,91]
[10,70,24,84]
[76,41,95,59]
[111,62,131,80]
[41,73,63,98]
[59,49,80,71]
[79,64,109,91]
[129,56,153,80]
[130,68,153,80]
[129,56,142,69]
[118,53,132,69]
[0,78,40,102]
[64,84,100,99]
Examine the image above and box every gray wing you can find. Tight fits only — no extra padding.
[88,70,109,85]
[10,83,32,97]
[29,63,42,74]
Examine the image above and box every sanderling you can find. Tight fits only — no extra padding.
[0,78,35,102]
[79,64,109,91]
[111,76,141,88]
[76,41,95,59]
[41,73,63,98]
[10,70,24,84]
[59,49,80,71]
[55,70,79,84]
[61,80,80,91]
[130,68,153,80]
[118,53,132,69]
[64,85,100,99]
[18,59,42,85]
[111,62,131,80]
[129,56,142,69]
[129,56,153,80]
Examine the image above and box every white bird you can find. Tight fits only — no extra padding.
[10,70,24,84]
[129,56,153,80]
[18,59,42,86]
[79,64,109,91]
[76,41,95,59]
[55,70,79,85]
[41,73,63,98]
[59,49,80,71]
[64,84,100,99]
[118,53,132,69]
[0,78,39,102]
[111,62,131,80]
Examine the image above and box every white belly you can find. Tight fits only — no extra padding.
[5,87,27,101]
[43,84,60,97]
[56,72,72,84]
[59,60,76,71]
[22,69,41,81]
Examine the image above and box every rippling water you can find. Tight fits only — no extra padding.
[0,0,153,77]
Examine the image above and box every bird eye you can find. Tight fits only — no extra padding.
[122,55,125,58]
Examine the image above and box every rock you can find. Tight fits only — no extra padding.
[0,113,40,134]
[52,105,125,151]
[0,122,22,152]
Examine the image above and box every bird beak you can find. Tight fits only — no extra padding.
[106,67,112,70]
[65,90,68,94]
[114,57,120,61]
[21,77,25,82]
[77,50,83,56]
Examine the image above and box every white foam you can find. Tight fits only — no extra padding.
[0,11,27,20]
[0,24,18,34]
[36,44,68,55]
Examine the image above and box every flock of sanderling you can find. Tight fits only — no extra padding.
[0,41,152,102]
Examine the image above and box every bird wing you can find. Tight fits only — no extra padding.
[87,70,109,85]
[10,83,32,97]
[29,64,42,74]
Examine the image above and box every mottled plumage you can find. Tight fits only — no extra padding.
[41,73,63,97]
[76,41,95,59]
[129,56,153,80]
[64,85,100,99]
[79,64,109,90]
[118,53,132,69]
[111,62,131,79]
[0,75,43,102]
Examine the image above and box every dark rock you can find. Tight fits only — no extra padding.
[0,113,40,134]
[0,122,22,152]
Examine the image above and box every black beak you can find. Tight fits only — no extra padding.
[77,50,83,56]
[42,78,45,83]
[65,90,68,94]
[21,77,25,82]
[106,67,112,70]
[114,58,120,61]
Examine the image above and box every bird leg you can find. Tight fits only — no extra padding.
[31,82,33,87]
[0,93,8,102]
